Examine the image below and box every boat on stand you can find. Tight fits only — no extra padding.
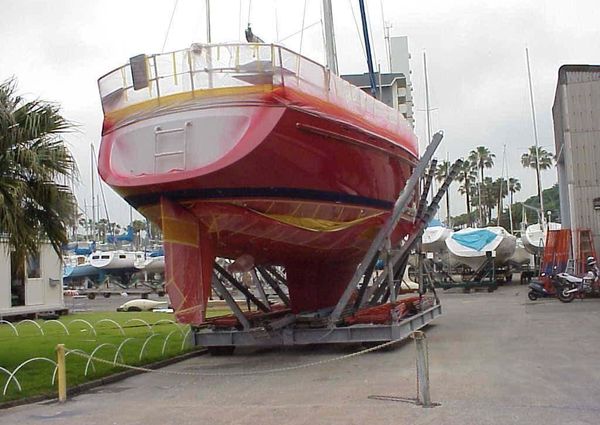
[445,227,517,271]
[97,42,421,324]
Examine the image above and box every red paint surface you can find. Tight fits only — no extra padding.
[99,87,419,323]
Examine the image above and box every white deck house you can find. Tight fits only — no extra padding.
[0,242,66,319]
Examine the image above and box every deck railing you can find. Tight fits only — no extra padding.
[98,43,408,135]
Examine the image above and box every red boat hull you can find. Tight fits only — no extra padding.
[99,82,418,324]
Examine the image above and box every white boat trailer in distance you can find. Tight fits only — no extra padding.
[194,132,460,353]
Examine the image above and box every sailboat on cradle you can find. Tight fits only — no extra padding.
[96,4,420,324]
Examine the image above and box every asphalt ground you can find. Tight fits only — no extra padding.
[4,284,600,425]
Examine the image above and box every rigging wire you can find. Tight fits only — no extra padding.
[91,146,112,238]
[299,0,308,54]
[274,0,280,42]
[277,20,321,43]
[238,0,242,41]
[348,0,367,62]
[379,0,391,72]
[161,0,179,52]
[247,0,252,25]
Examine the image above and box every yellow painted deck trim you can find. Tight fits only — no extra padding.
[105,84,274,124]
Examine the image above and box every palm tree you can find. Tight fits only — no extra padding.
[507,177,521,232]
[468,146,495,226]
[132,219,147,249]
[521,146,553,213]
[0,78,76,266]
[507,178,521,209]
[435,160,452,226]
[456,159,477,227]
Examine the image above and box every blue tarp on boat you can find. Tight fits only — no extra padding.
[451,229,498,251]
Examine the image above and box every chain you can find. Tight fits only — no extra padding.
[65,338,403,377]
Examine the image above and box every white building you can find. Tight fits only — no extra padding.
[0,242,65,319]
[389,36,414,127]
[341,36,414,127]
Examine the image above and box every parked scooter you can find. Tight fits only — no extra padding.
[527,280,556,301]
[528,271,573,301]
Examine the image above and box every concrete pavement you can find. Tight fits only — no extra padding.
[3,285,600,424]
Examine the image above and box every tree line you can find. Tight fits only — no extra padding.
[434,145,555,229]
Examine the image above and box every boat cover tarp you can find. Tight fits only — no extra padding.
[451,229,497,251]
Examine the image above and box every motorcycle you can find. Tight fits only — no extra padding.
[552,271,600,303]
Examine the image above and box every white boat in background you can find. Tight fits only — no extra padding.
[509,238,533,265]
[522,222,561,255]
[445,227,517,270]
[422,221,454,254]
[89,250,143,270]
[134,255,165,274]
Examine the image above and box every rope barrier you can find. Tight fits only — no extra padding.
[65,338,404,377]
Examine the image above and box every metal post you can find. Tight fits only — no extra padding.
[358,0,377,97]
[251,269,271,311]
[386,238,396,302]
[322,0,338,75]
[413,331,433,407]
[214,263,270,312]
[56,344,67,403]
[256,267,290,306]
[212,275,251,330]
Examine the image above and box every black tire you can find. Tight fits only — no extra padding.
[103,292,111,298]
[528,291,538,301]
[207,346,235,356]
[558,288,576,303]
[157,291,166,297]
[87,293,96,300]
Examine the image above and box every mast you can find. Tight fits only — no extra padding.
[358,0,377,97]
[90,143,96,241]
[205,0,211,43]
[322,0,338,75]
[525,47,546,230]
[423,51,432,145]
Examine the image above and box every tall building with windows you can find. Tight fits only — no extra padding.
[341,36,414,127]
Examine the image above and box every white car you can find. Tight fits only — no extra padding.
[116,299,169,312]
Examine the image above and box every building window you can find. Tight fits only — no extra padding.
[26,252,41,279]
[594,198,600,211]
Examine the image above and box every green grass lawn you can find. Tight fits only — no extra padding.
[0,308,231,402]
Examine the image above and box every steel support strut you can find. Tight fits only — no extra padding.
[328,131,444,325]
[213,263,270,312]
[366,159,463,306]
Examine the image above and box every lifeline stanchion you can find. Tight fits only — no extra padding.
[55,344,67,403]
[413,331,434,407]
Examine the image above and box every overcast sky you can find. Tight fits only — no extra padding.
[1,0,599,225]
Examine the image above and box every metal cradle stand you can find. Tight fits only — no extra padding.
[195,131,460,351]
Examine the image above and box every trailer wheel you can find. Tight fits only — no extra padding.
[207,346,235,356]
[157,291,165,297]
[103,292,111,298]
[87,293,96,300]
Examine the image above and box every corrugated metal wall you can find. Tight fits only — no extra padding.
[558,69,600,255]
